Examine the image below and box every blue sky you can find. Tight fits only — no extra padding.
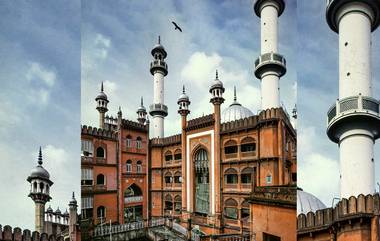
[297,2,380,206]
[0,1,80,230]
[81,0,297,136]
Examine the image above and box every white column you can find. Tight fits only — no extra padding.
[261,73,280,109]
[152,116,164,138]
[337,3,375,198]
[340,130,374,198]
[153,72,164,103]
[261,3,279,53]
[338,3,373,98]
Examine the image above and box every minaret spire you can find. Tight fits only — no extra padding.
[253,0,286,110]
[149,36,168,137]
[233,86,237,102]
[38,146,43,165]
[101,81,104,92]
[326,0,380,198]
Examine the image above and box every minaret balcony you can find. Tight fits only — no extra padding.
[327,95,380,143]
[254,52,286,78]
[150,60,168,76]
[253,0,285,17]
[149,103,168,117]
[326,0,380,33]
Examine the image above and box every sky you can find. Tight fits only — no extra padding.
[297,2,380,206]
[81,0,297,137]
[0,1,80,230]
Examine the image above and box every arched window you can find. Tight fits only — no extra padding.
[33,182,37,192]
[241,137,256,152]
[224,198,238,219]
[124,184,142,197]
[136,161,142,173]
[266,174,272,184]
[224,140,238,154]
[96,147,105,158]
[96,174,105,185]
[126,160,132,173]
[241,201,250,219]
[241,167,254,184]
[97,206,106,218]
[194,148,209,214]
[174,149,182,161]
[165,150,173,162]
[174,171,182,183]
[164,195,173,211]
[224,168,238,184]
[39,182,44,192]
[136,137,142,149]
[174,195,182,214]
[126,135,132,148]
[164,172,172,184]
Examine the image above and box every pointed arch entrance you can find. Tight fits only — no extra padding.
[194,148,209,214]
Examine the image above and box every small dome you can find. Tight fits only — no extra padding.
[29,165,50,180]
[55,207,61,214]
[137,97,146,113]
[297,189,326,215]
[151,36,167,58]
[221,87,253,123]
[178,86,190,103]
[46,206,53,213]
[64,209,69,216]
[95,82,108,101]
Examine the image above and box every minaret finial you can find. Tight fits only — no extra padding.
[141,96,144,106]
[183,85,186,94]
[158,35,161,44]
[101,82,104,92]
[215,69,219,80]
[234,86,237,101]
[38,146,43,165]
[72,192,75,199]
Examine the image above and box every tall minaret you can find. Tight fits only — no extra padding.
[27,147,53,234]
[253,0,286,110]
[149,36,168,138]
[95,82,109,129]
[209,70,225,222]
[68,192,78,241]
[326,0,380,198]
[137,97,147,125]
[177,85,190,219]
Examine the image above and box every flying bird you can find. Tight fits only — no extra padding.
[172,21,182,32]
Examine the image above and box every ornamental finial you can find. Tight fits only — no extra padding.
[38,146,43,165]
[234,86,237,101]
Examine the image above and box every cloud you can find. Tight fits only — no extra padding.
[26,62,56,87]
[94,33,111,59]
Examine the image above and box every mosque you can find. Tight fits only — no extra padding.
[81,0,297,240]
[297,0,380,240]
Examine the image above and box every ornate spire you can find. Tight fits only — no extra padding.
[158,35,161,44]
[141,96,144,106]
[215,69,219,80]
[101,82,104,92]
[183,85,186,94]
[234,86,237,101]
[38,146,43,165]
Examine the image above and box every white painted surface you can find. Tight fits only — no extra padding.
[261,3,278,54]
[186,130,215,214]
[261,73,280,109]
[152,71,165,138]
[340,129,375,198]
[338,4,373,98]
[152,116,164,138]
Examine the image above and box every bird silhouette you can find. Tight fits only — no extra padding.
[172,21,182,32]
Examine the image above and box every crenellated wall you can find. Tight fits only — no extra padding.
[81,125,117,140]
[297,193,380,241]
[0,225,65,241]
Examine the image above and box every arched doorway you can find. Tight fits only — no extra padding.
[124,184,143,222]
[194,148,209,214]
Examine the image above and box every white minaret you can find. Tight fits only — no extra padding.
[326,0,380,199]
[253,0,286,110]
[149,36,168,138]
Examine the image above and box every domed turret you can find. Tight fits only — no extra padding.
[209,70,225,105]
[137,97,147,124]
[297,189,326,215]
[95,82,109,129]
[178,85,191,116]
[27,147,53,234]
[222,86,254,123]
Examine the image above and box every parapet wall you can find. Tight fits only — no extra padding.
[0,225,64,241]
[81,125,117,140]
[297,193,380,233]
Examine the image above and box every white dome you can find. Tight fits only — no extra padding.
[297,190,326,215]
[222,102,254,123]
